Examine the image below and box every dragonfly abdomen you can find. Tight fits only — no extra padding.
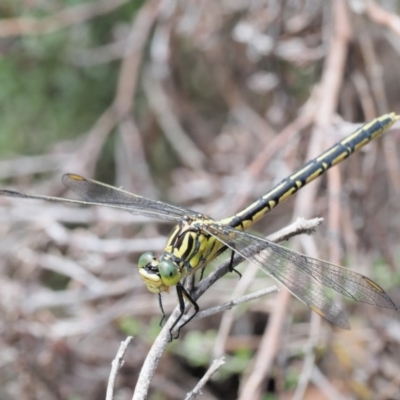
[221,113,399,230]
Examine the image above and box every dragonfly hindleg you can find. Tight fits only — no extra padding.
[228,249,242,278]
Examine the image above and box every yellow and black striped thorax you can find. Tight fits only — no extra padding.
[162,215,225,277]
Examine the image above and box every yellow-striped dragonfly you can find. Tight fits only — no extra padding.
[1,114,399,337]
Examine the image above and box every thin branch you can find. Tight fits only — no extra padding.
[311,366,351,400]
[365,0,400,38]
[131,308,181,400]
[184,357,226,400]
[238,1,352,397]
[143,69,206,169]
[0,154,71,179]
[182,286,278,323]
[106,336,133,400]
[291,311,321,400]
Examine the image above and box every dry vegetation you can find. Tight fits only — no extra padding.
[1,0,400,399]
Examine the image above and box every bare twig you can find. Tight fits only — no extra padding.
[58,0,161,181]
[365,0,400,37]
[0,154,71,179]
[106,336,133,400]
[311,366,351,400]
[184,286,278,323]
[238,1,352,398]
[143,69,206,169]
[184,357,225,400]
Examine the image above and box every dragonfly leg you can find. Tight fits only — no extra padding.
[158,293,166,327]
[228,249,242,278]
[169,283,199,340]
[199,266,207,281]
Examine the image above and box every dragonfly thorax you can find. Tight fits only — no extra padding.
[137,215,223,294]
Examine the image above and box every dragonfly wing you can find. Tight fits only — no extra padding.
[61,174,199,221]
[204,224,400,328]
[0,174,196,222]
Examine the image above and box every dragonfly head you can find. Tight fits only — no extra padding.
[138,251,181,294]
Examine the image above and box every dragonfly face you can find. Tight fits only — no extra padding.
[138,215,226,294]
[137,252,171,293]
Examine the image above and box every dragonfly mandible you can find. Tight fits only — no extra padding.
[1,113,399,338]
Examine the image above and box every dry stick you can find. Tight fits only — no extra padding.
[289,105,344,400]
[238,1,352,399]
[356,22,400,267]
[365,0,400,38]
[113,0,161,117]
[0,0,129,38]
[184,287,278,324]
[212,262,260,358]
[116,117,159,198]
[106,336,133,400]
[359,29,389,114]
[145,1,205,169]
[24,278,139,313]
[131,217,323,400]
[295,4,351,400]
[203,42,276,144]
[211,196,322,356]
[0,154,71,179]
[294,2,352,400]
[311,366,351,400]
[351,71,377,119]
[293,163,341,400]
[291,312,320,400]
[59,0,160,182]
[16,249,105,290]
[48,295,161,338]
[364,1,400,196]
[358,25,400,193]
[184,357,226,400]
[113,0,164,194]
[142,70,206,169]
[211,91,319,356]
[58,106,118,185]
[211,95,319,357]
[220,90,319,217]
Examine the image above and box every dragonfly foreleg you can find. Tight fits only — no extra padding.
[199,266,207,281]
[158,293,166,327]
[170,283,200,340]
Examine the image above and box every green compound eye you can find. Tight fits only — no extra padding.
[158,259,181,286]
[138,252,154,269]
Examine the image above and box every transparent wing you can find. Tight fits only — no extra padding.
[0,173,197,222]
[204,224,400,329]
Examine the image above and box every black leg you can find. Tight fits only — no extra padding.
[228,249,242,278]
[158,293,166,327]
[199,266,206,281]
[169,283,200,340]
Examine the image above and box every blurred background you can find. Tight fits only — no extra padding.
[1,0,400,399]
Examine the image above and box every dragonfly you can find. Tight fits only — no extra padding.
[1,113,400,338]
